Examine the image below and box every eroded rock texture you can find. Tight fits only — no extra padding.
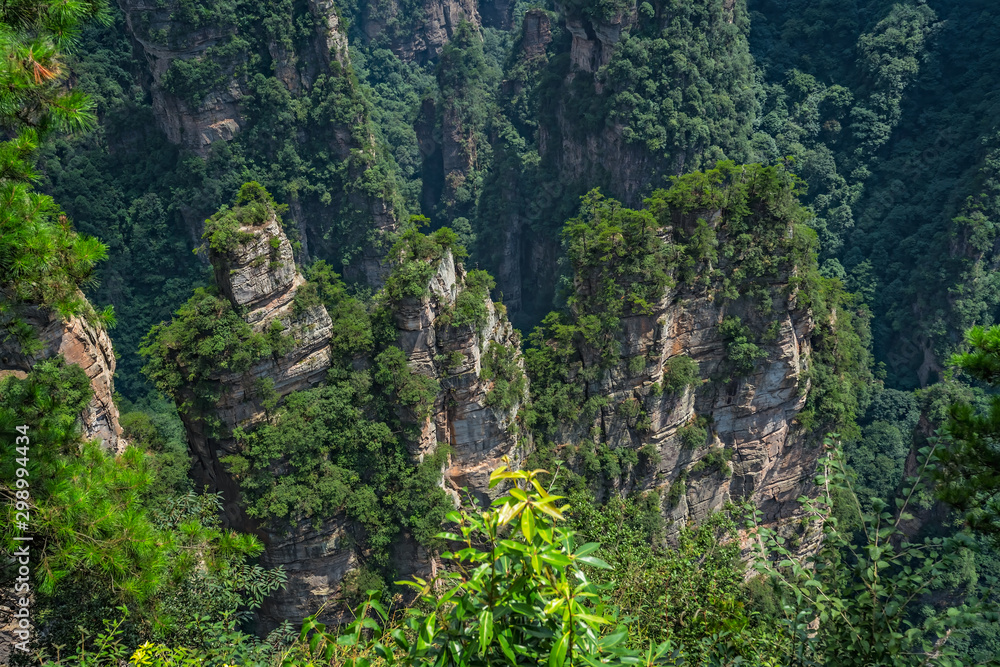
[116,0,398,284]
[553,253,824,556]
[361,0,481,63]
[0,304,125,453]
[168,214,340,627]
[179,213,332,509]
[117,0,350,153]
[172,219,527,627]
[590,288,817,544]
[392,252,527,498]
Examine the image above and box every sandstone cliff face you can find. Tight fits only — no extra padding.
[539,198,827,552]
[117,0,349,153]
[0,304,125,453]
[172,213,344,628]
[541,1,652,206]
[179,213,332,513]
[117,0,398,285]
[594,288,816,544]
[361,0,481,63]
[116,0,243,154]
[393,252,527,498]
[172,219,527,627]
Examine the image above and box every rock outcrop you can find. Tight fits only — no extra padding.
[530,174,838,553]
[179,213,333,518]
[117,0,400,286]
[392,252,527,498]
[173,213,348,627]
[117,0,350,154]
[0,304,125,453]
[361,0,481,63]
[169,216,528,627]
[594,287,817,545]
[116,0,243,154]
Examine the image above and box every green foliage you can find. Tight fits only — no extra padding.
[0,358,284,659]
[160,55,223,107]
[569,493,782,662]
[451,269,495,330]
[563,189,673,363]
[119,399,192,501]
[374,345,441,421]
[287,465,678,667]
[718,315,766,377]
[139,287,278,412]
[796,282,875,441]
[0,0,114,336]
[222,375,451,563]
[677,416,709,450]
[201,182,284,253]
[481,340,527,411]
[385,225,467,302]
[565,0,759,170]
[434,20,500,219]
[666,472,686,508]
[302,260,374,359]
[660,355,699,395]
[847,388,920,510]
[938,325,1000,543]
[691,446,733,478]
[527,162,871,458]
[751,437,1000,666]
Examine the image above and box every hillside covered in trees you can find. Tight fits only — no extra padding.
[4,0,1000,664]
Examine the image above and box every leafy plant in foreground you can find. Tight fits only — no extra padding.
[750,436,997,666]
[286,463,678,666]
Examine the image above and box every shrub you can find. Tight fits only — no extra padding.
[385,225,469,302]
[482,341,527,411]
[661,355,699,394]
[719,315,767,376]
[373,346,440,420]
[201,182,286,254]
[452,269,495,329]
[678,416,709,449]
[287,465,672,666]
[692,446,733,476]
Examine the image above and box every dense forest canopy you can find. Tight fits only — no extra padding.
[5,0,1000,664]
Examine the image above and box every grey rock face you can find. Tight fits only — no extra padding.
[0,303,126,453]
[175,226,528,628]
[362,0,481,63]
[392,252,528,499]
[550,222,824,552]
[117,0,351,154]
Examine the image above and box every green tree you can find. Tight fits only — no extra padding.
[937,325,1000,544]
[752,437,997,666]
[1,0,111,320]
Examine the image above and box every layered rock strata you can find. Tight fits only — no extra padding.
[173,219,527,626]
[393,251,527,498]
[117,0,399,285]
[0,304,125,453]
[361,0,481,62]
[593,289,816,543]
[117,0,350,153]
[543,198,827,552]
[179,214,333,518]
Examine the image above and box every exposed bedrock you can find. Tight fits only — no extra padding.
[0,303,126,453]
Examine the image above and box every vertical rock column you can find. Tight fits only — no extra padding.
[392,251,529,500]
